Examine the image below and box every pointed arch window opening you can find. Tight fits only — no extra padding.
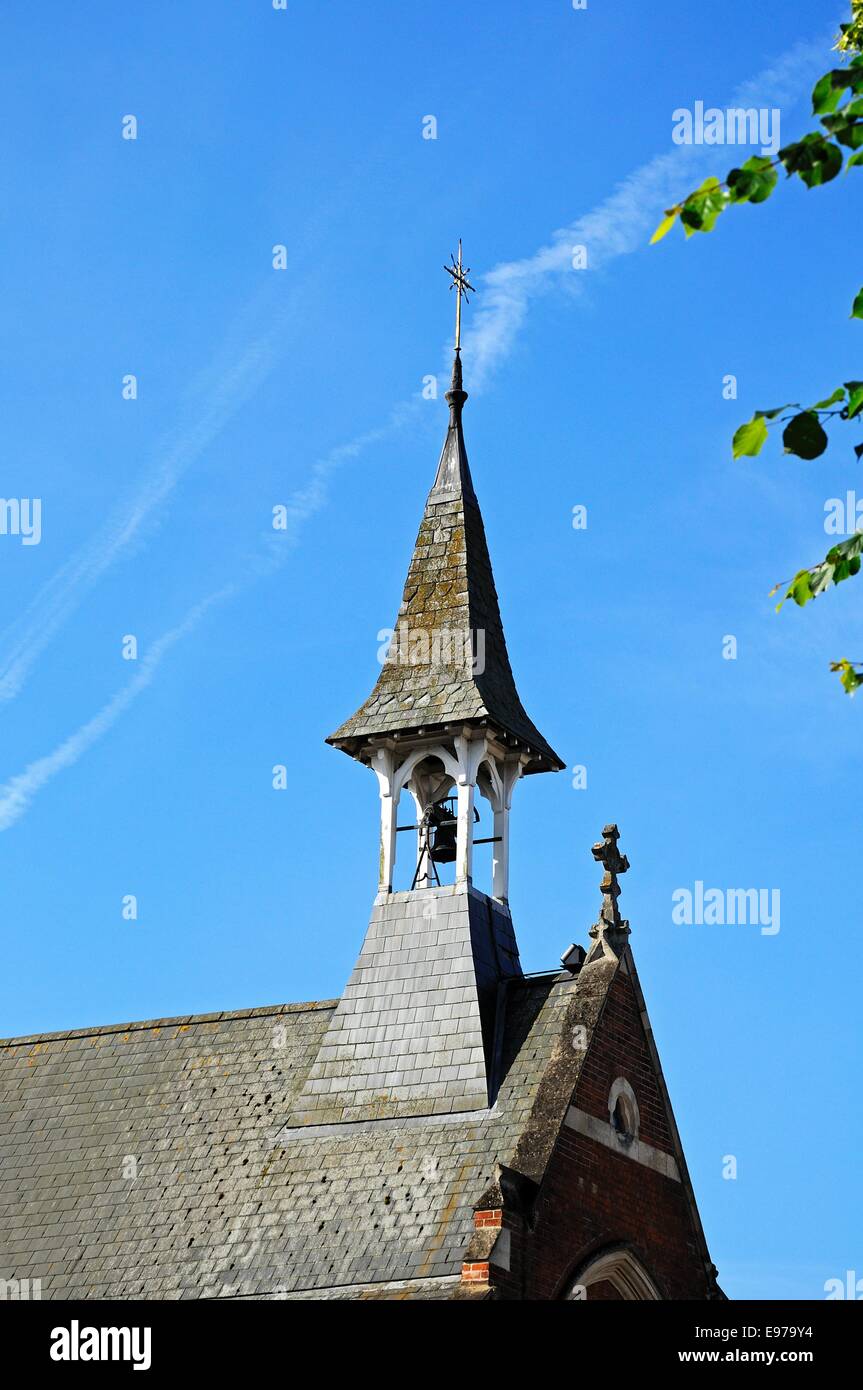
[566,1247,661,1301]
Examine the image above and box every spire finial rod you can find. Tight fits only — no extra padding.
[444,240,476,355]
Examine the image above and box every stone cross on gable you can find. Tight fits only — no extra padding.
[589,823,631,939]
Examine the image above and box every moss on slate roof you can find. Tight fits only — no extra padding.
[328,376,563,774]
[0,962,616,1300]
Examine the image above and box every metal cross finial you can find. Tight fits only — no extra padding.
[444,240,476,352]
[590,823,631,938]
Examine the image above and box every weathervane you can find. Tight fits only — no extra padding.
[443,240,476,353]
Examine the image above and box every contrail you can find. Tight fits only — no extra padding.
[0,37,825,706]
[0,35,829,829]
[0,403,416,833]
[464,36,827,391]
[0,286,294,703]
[0,588,233,832]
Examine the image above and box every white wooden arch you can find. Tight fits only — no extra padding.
[371,735,524,900]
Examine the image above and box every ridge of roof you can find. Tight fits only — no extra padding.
[0,998,338,1049]
[505,952,621,1186]
[0,969,568,1052]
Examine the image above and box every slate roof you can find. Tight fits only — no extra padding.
[327,356,564,774]
[0,958,617,1300]
[288,887,523,1126]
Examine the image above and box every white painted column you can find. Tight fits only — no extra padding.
[373,749,398,893]
[454,734,486,888]
[456,779,475,885]
[492,760,523,904]
[492,805,510,903]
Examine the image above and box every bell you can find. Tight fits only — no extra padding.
[428,805,457,864]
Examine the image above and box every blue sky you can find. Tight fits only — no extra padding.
[1,1,860,1300]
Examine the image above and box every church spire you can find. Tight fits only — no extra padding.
[327,246,562,898]
[329,244,561,776]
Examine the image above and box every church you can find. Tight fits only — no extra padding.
[0,251,723,1301]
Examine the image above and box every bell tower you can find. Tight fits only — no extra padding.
[327,242,562,902]
[287,247,563,1128]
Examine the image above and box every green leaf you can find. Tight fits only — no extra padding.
[727,157,778,205]
[830,659,863,695]
[755,405,796,420]
[726,168,756,202]
[789,570,815,607]
[778,532,863,611]
[813,72,844,115]
[780,133,844,187]
[812,387,847,410]
[811,556,837,595]
[852,288,863,319]
[732,414,769,459]
[848,149,863,168]
[650,209,680,244]
[747,166,779,203]
[830,64,863,93]
[844,533,863,559]
[782,411,828,459]
[822,112,863,149]
[833,553,862,584]
[845,381,863,419]
[804,140,843,185]
[681,177,729,236]
[813,67,863,114]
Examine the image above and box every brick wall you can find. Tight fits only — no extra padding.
[490,970,714,1300]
